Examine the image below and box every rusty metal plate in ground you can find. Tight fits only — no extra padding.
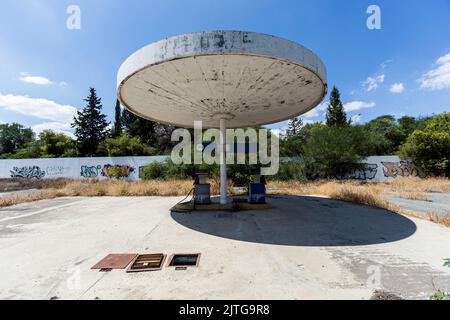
[126,254,166,273]
[167,254,201,268]
[91,254,138,270]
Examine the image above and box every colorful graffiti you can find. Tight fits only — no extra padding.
[101,164,135,179]
[80,165,102,178]
[10,166,46,179]
[381,161,421,178]
[339,164,378,181]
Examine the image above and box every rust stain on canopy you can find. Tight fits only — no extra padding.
[117,30,327,128]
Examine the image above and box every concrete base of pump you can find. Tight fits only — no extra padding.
[172,196,272,212]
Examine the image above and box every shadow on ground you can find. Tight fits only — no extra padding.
[171,195,417,247]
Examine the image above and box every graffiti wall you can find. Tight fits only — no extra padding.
[0,156,167,181]
[0,155,420,182]
[341,156,422,182]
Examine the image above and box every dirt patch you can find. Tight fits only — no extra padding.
[371,290,404,300]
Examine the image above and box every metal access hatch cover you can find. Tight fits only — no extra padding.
[167,253,201,268]
[126,254,167,273]
[91,254,138,270]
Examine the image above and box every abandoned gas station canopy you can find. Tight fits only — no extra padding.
[117,30,327,129]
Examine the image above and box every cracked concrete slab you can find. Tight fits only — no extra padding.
[0,195,449,300]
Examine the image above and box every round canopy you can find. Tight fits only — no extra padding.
[117,31,327,129]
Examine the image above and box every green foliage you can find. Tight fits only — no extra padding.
[364,115,406,154]
[72,87,110,156]
[400,113,450,176]
[270,160,306,182]
[280,122,321,157]
[444,259,450,268]
[227,163,260,186]
[38,130,76,158]
[141,159,218,181]
[122,109,175,154]
[101,133,156,157]
[0,123,34,154]
[302,124,365,179]
[326,86,348,126]
[430,291,450,300]
[111,99,123,137]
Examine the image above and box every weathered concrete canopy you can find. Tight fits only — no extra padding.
[117,30,327,128]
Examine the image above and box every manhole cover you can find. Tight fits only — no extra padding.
[91,254,138,270]
[168,254,201,268]
[126,254,166,273]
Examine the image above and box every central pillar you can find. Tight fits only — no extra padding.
[219,118,227,205]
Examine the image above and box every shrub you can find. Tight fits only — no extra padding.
[141,161,166,180]
[271,160,306,182]
[302,125,365,179]
[400,113,450,176]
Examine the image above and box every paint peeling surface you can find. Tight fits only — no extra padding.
[117,31,327,128]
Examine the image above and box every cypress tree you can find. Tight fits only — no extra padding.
[112,99,123,137]
[326,86,348,126]
[72,87,110,156]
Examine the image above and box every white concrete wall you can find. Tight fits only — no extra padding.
[0,155,421,182]
[339,156,422,182]
[0,156,167,180]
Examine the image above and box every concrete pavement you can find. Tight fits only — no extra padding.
[0,195,449,300]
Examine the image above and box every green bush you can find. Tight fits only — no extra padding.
[271,160,306,182]
[430,291,450,300]
[302,124,365,179]
[400,113,450,176]
[101,133,156,157]
[141,161,166,180]
[141,159,219,181]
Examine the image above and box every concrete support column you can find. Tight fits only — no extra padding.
[219,118,227,205]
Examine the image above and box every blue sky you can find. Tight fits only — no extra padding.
[0,0,449,137]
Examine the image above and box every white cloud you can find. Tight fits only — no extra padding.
[390,83,405,93]
[362,74,385,92]
[343,101,376,112]
[19,72,53,85]
[420,53,450,90]
[0,93,77,123]
[32,122,75,138]
[303,102,328,119]
[351,114,362,124]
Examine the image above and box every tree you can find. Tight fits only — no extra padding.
[111,99,123,137]
[286,117,303,137]
[0,123,34,154]
[100,133,156,156]
[122,109,176,154]
[364,115,405,154]
[302,124,365,179]
[38,130,76,158]
[326,86,347,126]
[122,109,157,145]
[72,88,110,156]
[400,113,450,176]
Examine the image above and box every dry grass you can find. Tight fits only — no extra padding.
[0,177,449,227]
[266,178,450,227]
[398,192,431,201]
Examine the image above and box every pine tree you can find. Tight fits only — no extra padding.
[72,88,110,156]
[286,117,303,137]
[326,86,348,126]
[112,99,122,137]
